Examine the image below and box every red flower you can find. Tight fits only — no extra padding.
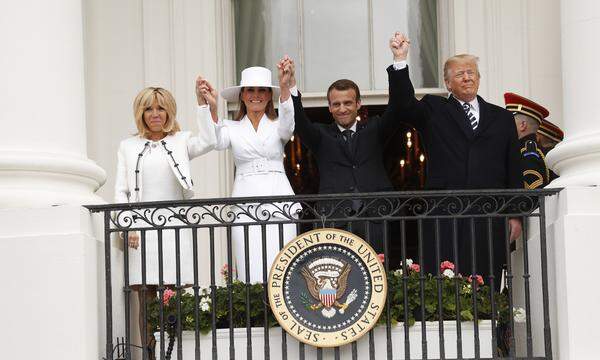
[410,263,420,273]
[468,275,484,286]
[377,253,385,263]
[163,289,176,306]
[440,261,455,271]
[220,263,237,281]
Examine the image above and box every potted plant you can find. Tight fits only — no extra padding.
[148,261,523,359]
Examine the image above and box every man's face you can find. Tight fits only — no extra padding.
[445,60,480,103]
[328,88,361,129]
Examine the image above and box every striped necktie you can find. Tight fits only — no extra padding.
[462,102,478,130]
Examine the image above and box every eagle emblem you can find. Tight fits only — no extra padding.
[300,257,358,318]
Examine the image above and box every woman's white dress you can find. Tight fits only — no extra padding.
[128,143,194,285]
[214,102,298,283]
[114,106,216,286]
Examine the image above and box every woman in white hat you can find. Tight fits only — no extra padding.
[197,64,298,283]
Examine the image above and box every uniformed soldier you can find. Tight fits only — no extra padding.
[537,118,564,182]
[504,93,550,189]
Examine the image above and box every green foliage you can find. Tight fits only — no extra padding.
[148,283,276,335]
[148,270,510,334]
[378,269,510,326]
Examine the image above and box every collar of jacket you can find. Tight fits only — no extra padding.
[133,134,194,201]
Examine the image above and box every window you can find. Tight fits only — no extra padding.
[234,0,440,93]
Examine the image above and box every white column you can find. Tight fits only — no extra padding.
[0,0,105,207]
[540,2,600,360]
[545,1,600,186]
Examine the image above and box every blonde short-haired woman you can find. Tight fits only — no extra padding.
[114,83,216,356]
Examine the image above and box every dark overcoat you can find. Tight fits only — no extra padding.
[396,66,522,286]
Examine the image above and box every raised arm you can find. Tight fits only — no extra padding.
[276,56,322,151]
[378,32,427,139]
[197,77,231,150]
[187,76,218,158]
[276,55,295,141]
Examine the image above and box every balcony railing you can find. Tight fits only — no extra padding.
[86,188,560,360]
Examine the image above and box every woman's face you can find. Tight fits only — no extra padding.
[143,101,167,136]
[241,87,272,114]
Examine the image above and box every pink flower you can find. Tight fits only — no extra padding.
[377,253,385,263]
[163,289,175,306]
[410,263,420,273]
[220,263,237,281]
[440,261,455,272]
[468,275,484,286]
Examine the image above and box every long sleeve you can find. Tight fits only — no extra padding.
[213,119,231,150]
[292,92,322,151]
[377,65,411,141]
[391,65,428,133]
[187,105,217,159]
[277,95,295,141]
[114,142,130,204]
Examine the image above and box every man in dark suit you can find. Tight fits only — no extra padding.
[276,33,408,253]
[392,34,522,287]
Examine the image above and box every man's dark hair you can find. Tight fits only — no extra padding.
[327,79,361,104]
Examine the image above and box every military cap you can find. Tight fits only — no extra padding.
[504,92,549,125]
[538,119,564,143]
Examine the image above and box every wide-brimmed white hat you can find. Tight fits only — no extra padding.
[221,66,280,102]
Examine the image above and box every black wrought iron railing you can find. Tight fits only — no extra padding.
[87,188,560,360]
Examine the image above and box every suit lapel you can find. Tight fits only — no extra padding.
[474,96,493,137]
[446,96,475,140]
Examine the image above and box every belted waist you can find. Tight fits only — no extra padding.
[236,158,284,175]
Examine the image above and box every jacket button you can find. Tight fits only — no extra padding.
[349,186,355,191]
[352,165,357,169]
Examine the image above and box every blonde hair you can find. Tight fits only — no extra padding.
[234,88,277,121]
[133,87,180,138]
[443,54,480,81]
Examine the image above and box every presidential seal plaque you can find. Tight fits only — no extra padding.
[268,228,387,348]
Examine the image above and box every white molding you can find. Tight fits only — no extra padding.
[0,152,106,207]
[220,0,236,198]
[521,0,531,96]
[367,0,375,89]
[298,0,306,89]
